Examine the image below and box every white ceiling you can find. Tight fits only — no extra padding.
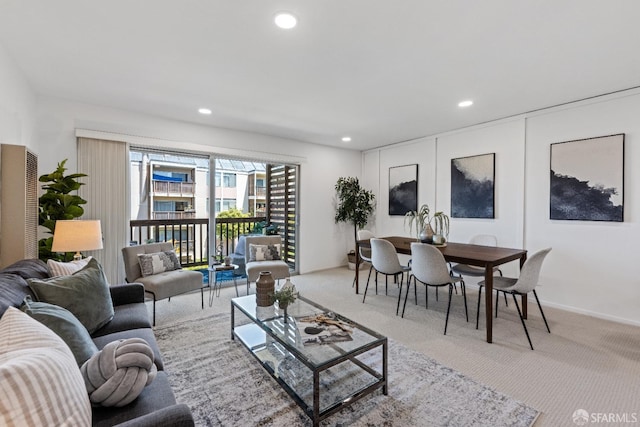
[1,1,640,151]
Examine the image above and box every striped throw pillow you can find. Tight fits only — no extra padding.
[0,307,91,426]
[47,256,93,277]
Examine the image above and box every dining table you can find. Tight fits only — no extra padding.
[355,236,528,343]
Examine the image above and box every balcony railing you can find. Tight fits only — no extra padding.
[129,216,266,267]
[152,211,196,220]
[152,180,195,196]
[250,187,266,198]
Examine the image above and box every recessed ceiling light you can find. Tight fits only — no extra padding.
[274,12,297,29]
[198,108,212,115]
[458,100,473,108]
[341,136,352,143]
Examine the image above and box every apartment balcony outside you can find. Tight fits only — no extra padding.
[250,186,266,198]
[129,216,266,267]
[152,180,195,197]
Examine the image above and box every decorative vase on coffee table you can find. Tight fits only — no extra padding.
[256,271,275,307]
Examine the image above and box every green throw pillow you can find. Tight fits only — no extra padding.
[20,296,98,366]
[27,258,114,334]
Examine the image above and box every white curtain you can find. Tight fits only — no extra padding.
[77,137,128,283]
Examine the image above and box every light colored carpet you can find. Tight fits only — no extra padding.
[155,312,539,426]
[150,267,640,426]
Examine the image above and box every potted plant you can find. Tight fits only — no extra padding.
[334,177,376,267]
[270,279,297,322]
[405,204,450,244]
[38,159,88,261]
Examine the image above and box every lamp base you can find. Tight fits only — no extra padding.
[73,252,83,261]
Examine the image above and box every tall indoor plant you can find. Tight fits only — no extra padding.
[334,177,376,255]
[38,159,88,261]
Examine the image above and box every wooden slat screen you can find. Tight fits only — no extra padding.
[266,164,297,270]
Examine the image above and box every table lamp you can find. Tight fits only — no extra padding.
[51,219,103,260]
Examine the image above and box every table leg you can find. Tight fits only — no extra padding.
[520,255,528,319]
[484,265,494,343]
[313,370,320,427]
[383,339,388,395]
[230,302,235,340]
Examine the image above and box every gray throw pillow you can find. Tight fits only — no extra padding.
[137,251,181,277]
[20,296,98,366]
[27,258,114,334]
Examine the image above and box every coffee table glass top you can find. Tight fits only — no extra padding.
[232,294,386,368]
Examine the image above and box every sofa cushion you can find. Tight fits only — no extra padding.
[0,273,34,316]
[0,258,50,281]
[47,256,92,277]
[27,258,114,334]
[91,302,152,338]
[137,251,181,277]
[0,307,92,426]
[81,337,157,407]
[248,243,281,261]
[91,371,181,427]
[20,296,98,366]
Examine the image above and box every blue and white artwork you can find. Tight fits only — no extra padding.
[451,153,495,218]
[389,164,417,215]
[550,134,624,222]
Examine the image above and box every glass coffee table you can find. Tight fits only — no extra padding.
[231,295,387,427]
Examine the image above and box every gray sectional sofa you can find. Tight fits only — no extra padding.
[0,258,194,426]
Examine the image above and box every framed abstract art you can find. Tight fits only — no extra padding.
[388,164,418,215]
[550,134,624,222]
[451,153,495,219]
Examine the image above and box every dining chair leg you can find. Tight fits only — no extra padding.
[425,283,429,309]
[396,275,404,315]
[533,290,551,333]
[495,290,500,318]
[414,275,418,305]
[476,284,483,329]
[401,276,413,318]
[362,275,372,303]
[461,282,468,322]
[444,285,453,335]
[512,293,534,350]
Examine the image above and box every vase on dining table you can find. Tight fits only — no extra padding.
[419,224,434,244]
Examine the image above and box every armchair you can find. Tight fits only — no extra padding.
[244,235,290,288]
[122,242,203,326]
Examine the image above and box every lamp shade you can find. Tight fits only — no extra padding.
[52,220,103,253]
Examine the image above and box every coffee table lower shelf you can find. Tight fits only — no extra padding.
[233,322,387,426]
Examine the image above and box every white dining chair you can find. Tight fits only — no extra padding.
[353,229,376,289]
[402,243,468,335]
[364,238,411,315]
[476,247,552,350]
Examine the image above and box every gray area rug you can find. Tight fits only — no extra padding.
[155,313,539,426]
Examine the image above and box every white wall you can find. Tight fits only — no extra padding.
[0,42,36,150]
[33,96,362,276]
[525,93,640,325]
[364,90,640,325]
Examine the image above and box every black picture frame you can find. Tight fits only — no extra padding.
[388,164,418,216]
[550,133,624,222]
[451,153,495,219]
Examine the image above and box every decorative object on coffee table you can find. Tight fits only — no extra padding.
[255,271,275,307]
[270,278,297,322]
